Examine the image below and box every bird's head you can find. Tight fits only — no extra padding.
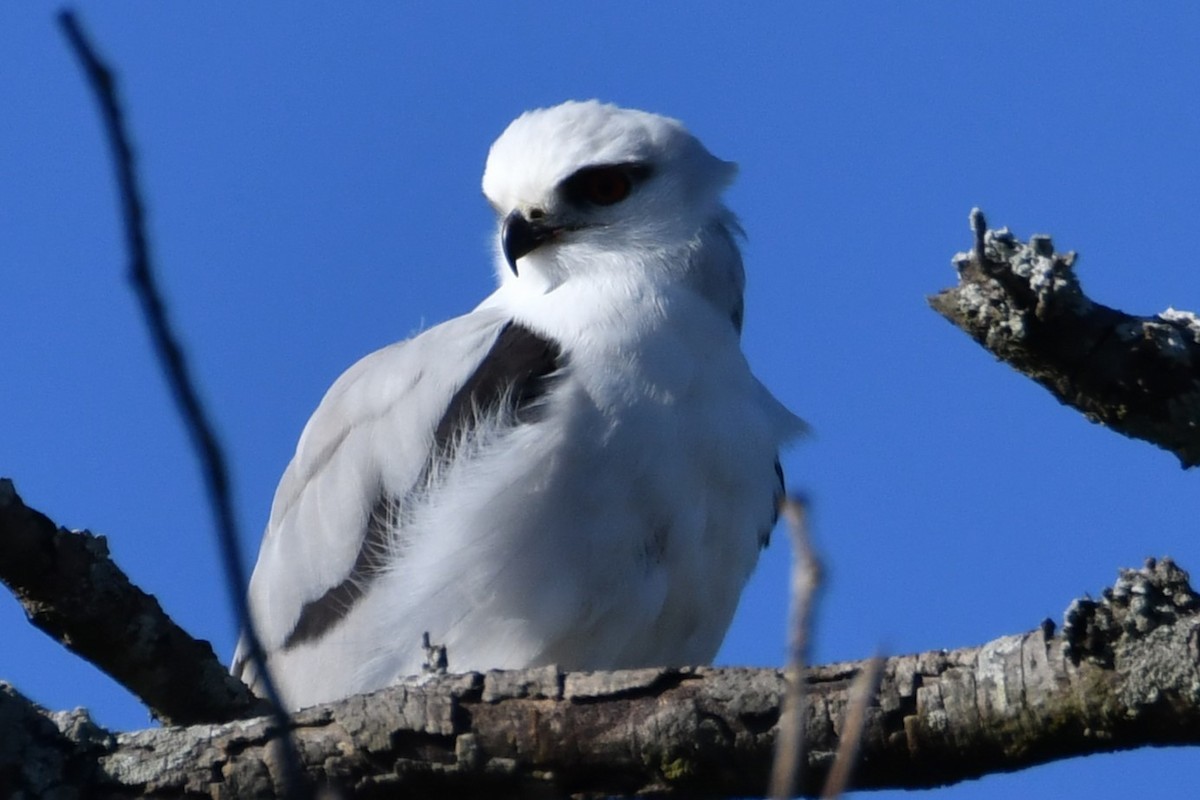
[482,101,744,325]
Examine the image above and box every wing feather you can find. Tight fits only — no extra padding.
[233,308,512,674]
[233,308,565,678]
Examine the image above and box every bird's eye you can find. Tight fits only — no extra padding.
[578,168,630,206]
[562,164,649,208]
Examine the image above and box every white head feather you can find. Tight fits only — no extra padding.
[481,100,746,330]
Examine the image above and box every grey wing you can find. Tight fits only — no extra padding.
[231,308,564,681]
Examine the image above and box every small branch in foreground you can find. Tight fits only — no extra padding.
[0,479,267,725]
[4,558,1200,797]
[56,10,297,769]
[770,496,822,799]
[820,654,883,799]
[56,6,279,705]
[930,209,1200,467]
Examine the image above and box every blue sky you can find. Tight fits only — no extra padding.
[3,3,1199,796]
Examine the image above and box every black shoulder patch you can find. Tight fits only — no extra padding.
[433,321,565,446]
[760,458,786,549]
[282,321,566,652]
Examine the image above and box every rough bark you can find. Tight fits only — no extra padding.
[4,547,1199,798]
[0,479,268,726]
[928,211,1200,467]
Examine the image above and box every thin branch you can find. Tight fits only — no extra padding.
[820,655,884,798]
[770,496,822,799]
[930,209,1200,467]
[56,10,301,788]
[0,479,268,725]
[6,557,1200,797]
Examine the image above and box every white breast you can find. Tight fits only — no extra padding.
[244,273,801,710]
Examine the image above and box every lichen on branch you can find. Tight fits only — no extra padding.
[930,210,1200,467]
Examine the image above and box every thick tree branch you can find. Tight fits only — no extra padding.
[0,479,267,725]
[929,209,1200,467]
[4,536,1199,797]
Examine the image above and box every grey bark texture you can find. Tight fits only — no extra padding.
[3,495,1200,800]
[929,210,1200,467]
[0,479,268,727]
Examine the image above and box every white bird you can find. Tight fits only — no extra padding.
[232,100,805,709]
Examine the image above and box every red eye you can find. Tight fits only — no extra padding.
[580,168,631,206]
[563,165,647,208]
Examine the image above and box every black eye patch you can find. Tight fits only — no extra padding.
[560,163,652,208]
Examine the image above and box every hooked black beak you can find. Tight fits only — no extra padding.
[502,210,556,275]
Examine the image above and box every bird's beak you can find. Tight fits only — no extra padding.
[502,210,556,275]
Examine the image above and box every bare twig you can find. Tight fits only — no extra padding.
[0,479,268,725]
[57,10,303,792]
[820,654,884,798]
[769,495,823,799]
